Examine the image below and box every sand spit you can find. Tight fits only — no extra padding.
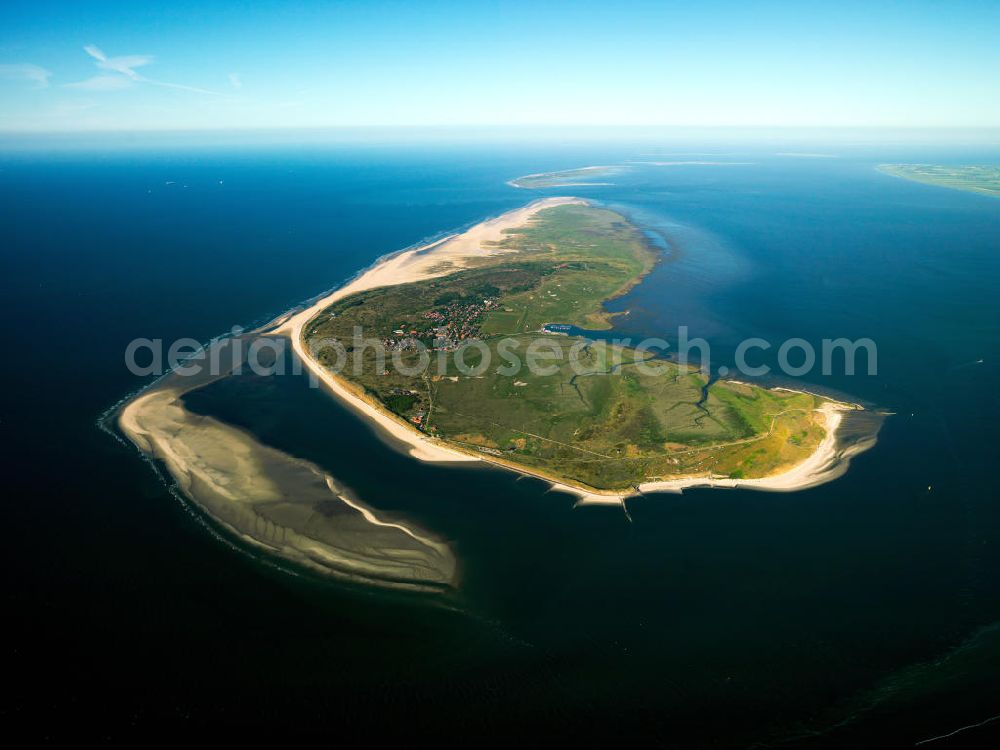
[117,335,456,591]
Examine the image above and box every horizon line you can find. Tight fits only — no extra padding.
[3,124,1000,135]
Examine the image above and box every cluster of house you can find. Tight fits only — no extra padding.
[429,297,500,348]
[380,332,426,353]
[380,298,500,353]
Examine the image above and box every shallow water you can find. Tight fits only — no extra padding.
[4,141,999,743]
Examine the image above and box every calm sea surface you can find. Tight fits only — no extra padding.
[3,140,999,744]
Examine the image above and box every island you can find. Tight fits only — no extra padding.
[508,165,622,189]
[285,198,872,501]
[878,164,1000,197]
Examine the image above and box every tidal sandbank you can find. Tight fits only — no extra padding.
[116,334,456,591]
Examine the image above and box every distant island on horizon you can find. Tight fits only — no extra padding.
[507,165,622,189]
[878,164,1000,196]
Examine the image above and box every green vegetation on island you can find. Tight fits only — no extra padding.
[878,164,1000,197]
[305,204,831,492]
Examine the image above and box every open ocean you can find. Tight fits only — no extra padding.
[3,138,1000,744]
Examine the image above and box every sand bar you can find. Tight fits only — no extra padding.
[117,337,456,590]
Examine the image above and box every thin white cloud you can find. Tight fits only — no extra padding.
[68,44,223,96]
[83,45,152,80]
[0,63,52,88]
[228,72,242,89]
[65,74,134,91]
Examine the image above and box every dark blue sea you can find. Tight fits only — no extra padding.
[3,137,999,745]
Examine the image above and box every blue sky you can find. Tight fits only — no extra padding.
[1,0,998,132]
